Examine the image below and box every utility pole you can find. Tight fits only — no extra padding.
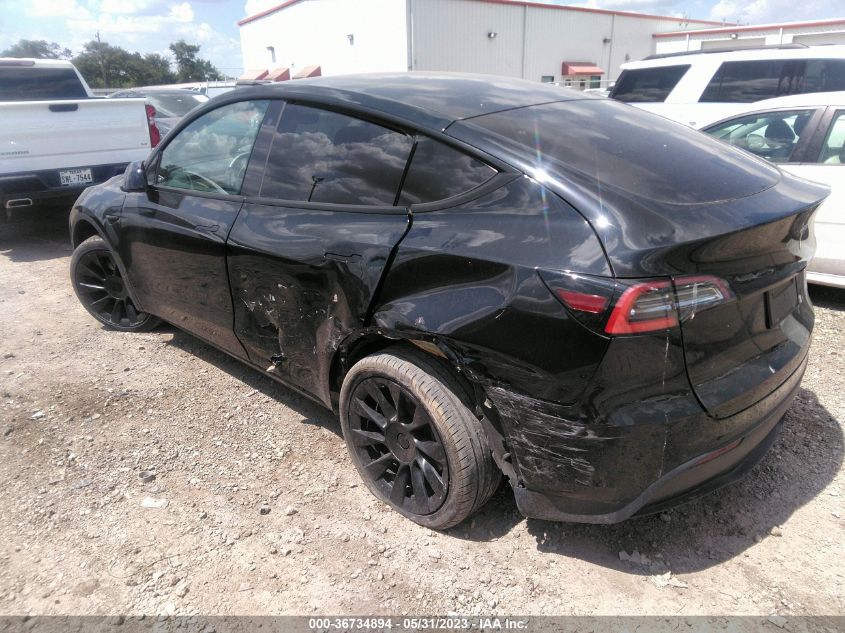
[96,31,106,87]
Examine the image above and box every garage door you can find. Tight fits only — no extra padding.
[701,37,766,50]
[793,32,845,46]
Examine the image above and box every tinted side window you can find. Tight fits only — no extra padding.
[0,67,88,101]
[703,109,815,163]
[701,59,845,103]
[260,104,413,205]
[610,65,690,102]
[156,100,269,195]
[398,138,495,205]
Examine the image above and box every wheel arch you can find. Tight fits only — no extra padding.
[329,329,517,486]
[71,217,102,248]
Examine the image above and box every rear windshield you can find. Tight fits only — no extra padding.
[147,93,208,117]
[610,65,690,102]
[0,67,87,101]
[449,99,779,205]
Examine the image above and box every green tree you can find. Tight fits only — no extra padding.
[169,40,224,82]
[72,40,128,88]
[1,39,72,60]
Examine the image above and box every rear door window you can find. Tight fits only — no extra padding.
[701,59,845,103]
[398,137,495,205]
[259,104,413,206]
[703,109,815,163]
[0,67,88,101]
[609,65,690,102]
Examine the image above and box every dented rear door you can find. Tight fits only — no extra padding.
[226,101,415,406]
[227,203,409,406]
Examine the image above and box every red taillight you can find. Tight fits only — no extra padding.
[540,270,733,336]
[145,103,161,148]
[605,280,677,334]
[604,275,733,335]
[554,289,609,314]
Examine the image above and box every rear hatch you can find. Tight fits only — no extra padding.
[448,97,827,419]
[670,205,817,418]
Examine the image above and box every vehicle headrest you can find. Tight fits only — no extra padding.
[765,118,795,143]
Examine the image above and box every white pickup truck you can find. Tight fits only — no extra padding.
[0,58,157,219]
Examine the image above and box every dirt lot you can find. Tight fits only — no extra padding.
[1,209,844,620]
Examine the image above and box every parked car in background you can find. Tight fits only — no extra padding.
[611,44,845,127]
[69,73,827,529]
[108,89,208,136]
[699,92,845,289]
[0,58,157,220]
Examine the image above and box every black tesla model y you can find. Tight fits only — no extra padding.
[69,73,828,529]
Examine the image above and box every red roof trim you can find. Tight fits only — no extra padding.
[238,0,305,26]
[654,17,845,38]
[238,0,727,28]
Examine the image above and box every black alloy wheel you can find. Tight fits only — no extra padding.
[340,349,500,529]
[347,377,450,515]
[71,236,160,331]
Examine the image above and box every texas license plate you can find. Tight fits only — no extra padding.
[59,168,93,186]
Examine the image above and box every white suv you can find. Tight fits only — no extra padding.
[610,44,845,127]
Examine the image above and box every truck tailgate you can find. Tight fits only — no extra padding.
[0,99,150,174]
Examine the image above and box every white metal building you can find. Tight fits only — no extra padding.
[654,18,845,54]
[238,0,726,85]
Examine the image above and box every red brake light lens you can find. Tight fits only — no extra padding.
[605,280,677,334]
[540,270,733,336]
[554,289,609,314]
[145,103,161,148]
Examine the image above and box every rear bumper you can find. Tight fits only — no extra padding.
[1,163,128,210]
[509,353,806,524]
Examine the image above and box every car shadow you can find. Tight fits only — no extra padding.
[0,205,73,263]
[157,327,841,574]
[162,325,339,434]
[809,284,845,310]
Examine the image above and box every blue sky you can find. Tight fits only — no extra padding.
[0,0,843,77]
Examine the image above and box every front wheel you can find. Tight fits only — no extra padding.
[339,348,500,529]
[70,236,160,332]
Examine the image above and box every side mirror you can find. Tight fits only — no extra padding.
[122,160,147,193]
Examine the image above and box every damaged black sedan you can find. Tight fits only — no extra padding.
[68,74,827,529]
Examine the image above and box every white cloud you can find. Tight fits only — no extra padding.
[26,0,91,19]
[708,0,845,23]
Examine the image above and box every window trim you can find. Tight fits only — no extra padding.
[701,106,825,166]
[243,98,506,213]
[147,94,514,213]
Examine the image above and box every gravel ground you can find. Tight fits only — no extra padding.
[1,209,843,619]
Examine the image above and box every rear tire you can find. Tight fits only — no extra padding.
[340,348,500,529]
[70,236,160,332]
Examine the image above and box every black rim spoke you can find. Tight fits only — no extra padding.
[414,439,446,466]
[417,456,446,497]
[390,464,410,506]
[349,377,450,516]
[410,462,430,514]
[366,382,396,420]
[75,250,147,328]
[364,453,396,479]
[352,397,388,429]
[350,427,386,447]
